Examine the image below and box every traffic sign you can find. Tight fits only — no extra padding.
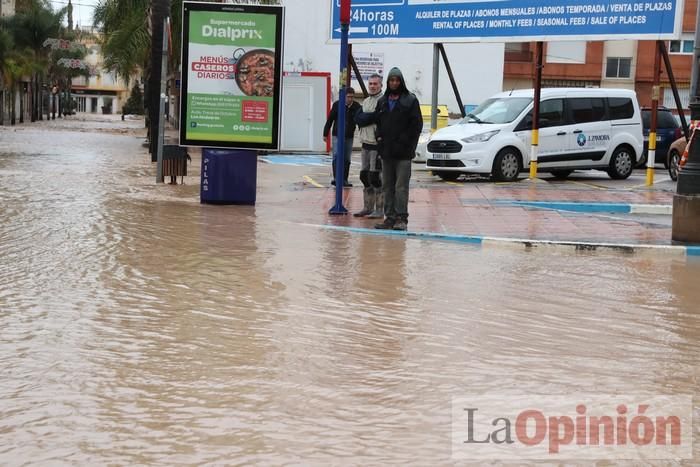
[330,0,685,43]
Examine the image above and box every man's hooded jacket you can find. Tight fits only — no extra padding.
[374,67,423,160]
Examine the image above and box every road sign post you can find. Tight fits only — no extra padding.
[330,0,352,215]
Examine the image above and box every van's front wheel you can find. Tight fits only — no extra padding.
[492,148,522,182]
[607,146,635,180]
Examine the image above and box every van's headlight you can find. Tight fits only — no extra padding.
[418,133,431,144]
[461,130,499,143]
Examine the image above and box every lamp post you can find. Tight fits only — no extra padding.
[329,0,351,215]
[671,1,700,243]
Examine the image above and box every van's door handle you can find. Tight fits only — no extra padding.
[573,130,583,134]
[557,131,567,136]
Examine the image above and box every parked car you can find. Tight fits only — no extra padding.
[424,88,644,182]
[640,107,683,167]
[414,129,432,162]
[667,135,687,181]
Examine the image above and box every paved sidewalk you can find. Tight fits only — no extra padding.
[276,164,682,246]
[134,135,690,248]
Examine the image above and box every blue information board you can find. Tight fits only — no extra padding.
[330,0,684,43]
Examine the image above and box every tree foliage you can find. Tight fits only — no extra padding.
[0,0,87,122]
[122,82,144,114]
[93,0,150,83]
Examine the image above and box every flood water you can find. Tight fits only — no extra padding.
[1,116,699,465]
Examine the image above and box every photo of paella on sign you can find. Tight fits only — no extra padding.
[236,49,275,97]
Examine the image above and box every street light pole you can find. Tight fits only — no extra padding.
[148,0,171,162]
[329,0,351,215]
[672,1,700,242]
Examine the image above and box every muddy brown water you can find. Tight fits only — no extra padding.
[0,116,698,465]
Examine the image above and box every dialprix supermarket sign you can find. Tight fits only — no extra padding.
[180,2,284,149]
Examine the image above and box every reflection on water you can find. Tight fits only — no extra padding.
[0,120,699,465]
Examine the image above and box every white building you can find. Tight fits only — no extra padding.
[282,0,504,115]
[0,0,14,17]
[71,33,130,114]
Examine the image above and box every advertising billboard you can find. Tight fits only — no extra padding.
[330,0,685,43]
[180,2,284,149]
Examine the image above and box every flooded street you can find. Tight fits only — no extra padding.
[1,116,699,465]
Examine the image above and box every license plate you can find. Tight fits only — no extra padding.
[432,153,451,160]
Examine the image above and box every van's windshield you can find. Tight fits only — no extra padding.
[460,97,532,124]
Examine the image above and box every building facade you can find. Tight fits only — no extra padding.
[0,0,14,17]
[70,32,130,115]
[503,0,697,113]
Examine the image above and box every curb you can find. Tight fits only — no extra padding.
[498,201,673,215]
[307,224,700,258]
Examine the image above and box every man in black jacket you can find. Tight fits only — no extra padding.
[323,87,361,187]
[374,68,422,231]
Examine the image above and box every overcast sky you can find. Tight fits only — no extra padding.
[50,0,99,30]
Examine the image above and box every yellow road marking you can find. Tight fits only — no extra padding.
[626,176,672,190]
[303,175,325,188]
[568,180,608,190]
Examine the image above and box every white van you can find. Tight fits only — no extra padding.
[425,88,644,182]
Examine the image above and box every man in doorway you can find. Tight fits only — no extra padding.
[323,87,361,187]
[374,67,422,231]
[353,74,384,218]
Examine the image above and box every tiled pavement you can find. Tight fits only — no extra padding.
[284,174,679,245]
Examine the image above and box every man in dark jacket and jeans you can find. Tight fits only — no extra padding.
[374,68,423,231]
[323,87,361,187]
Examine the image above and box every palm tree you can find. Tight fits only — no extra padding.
[5,0,64,121]
[0,26,11,124]
[94,0,177,156]
[0,45,35,125]
[94,0,280,154]
[93,0,151,83]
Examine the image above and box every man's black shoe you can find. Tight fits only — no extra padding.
[392,220,407,231]
[374,218,395,229]
[343,181,353,187]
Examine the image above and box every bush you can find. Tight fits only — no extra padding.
[122,83,144,115]
[61,96,77,115]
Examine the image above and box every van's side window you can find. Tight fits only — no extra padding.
[539,99,565,127]
[569,98,606,123]
[608,98,634,120]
